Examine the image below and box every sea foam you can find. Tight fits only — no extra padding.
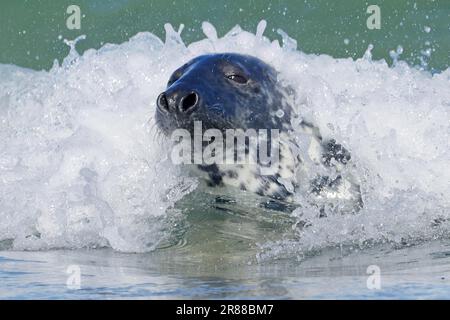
[0,21,449,255]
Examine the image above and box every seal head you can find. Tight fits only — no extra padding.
[155,53,362,211]
[156,53,292,135]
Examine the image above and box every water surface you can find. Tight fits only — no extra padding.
[0,0,449,299]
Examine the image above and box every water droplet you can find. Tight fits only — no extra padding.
[277,29,297,51]
[256,20,267,38]
[276,109,285,118]
[421,48,431,57]
[202,21,218,41]
[363,44,374,61]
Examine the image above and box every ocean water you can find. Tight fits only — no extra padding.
[0,1,449,299]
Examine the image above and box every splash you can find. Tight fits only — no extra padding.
[0,30,197,252]
[0,21,449,256]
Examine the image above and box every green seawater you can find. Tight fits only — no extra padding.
[1,0,450,300]
[1,0,449,71]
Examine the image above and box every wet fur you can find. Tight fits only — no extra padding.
[155,53,362,212]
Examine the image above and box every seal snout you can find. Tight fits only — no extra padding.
[157,90,199,114]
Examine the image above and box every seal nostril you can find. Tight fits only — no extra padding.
[157,93,169,112]
[180,92,199,113]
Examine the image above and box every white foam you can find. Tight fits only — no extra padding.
[0,22,449,256]
[0,32,197,252]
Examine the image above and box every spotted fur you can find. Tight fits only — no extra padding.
[156,53,362,212]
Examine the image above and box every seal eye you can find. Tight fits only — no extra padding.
[226,74,248,84]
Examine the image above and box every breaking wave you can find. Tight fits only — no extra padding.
[0,21,449,257]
